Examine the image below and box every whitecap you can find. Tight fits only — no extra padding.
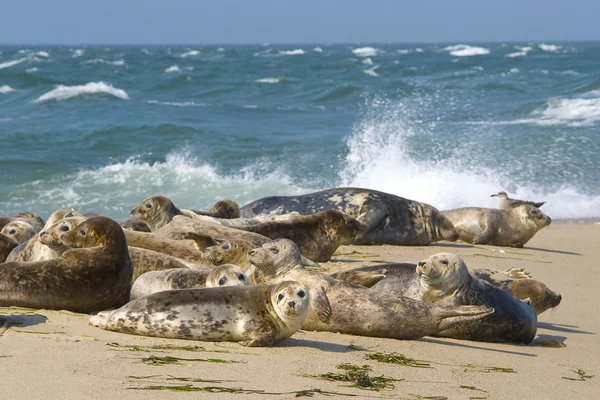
[144,100,206,107]
[362,57,373,65]
[415,48,424,53]
[0,57,28,70]
[180,50,201,57]
[510,68,519,73]
[0,85,16,94]
[506,51,528,58]
[443,44,489,56]
[352,47,378,57]
[472,66,484,71]
[217,48,225,52]
[279,49,304,55]
[539,43,560,52]
[35,51,49,58]
[398,49,410,54]
[164,65,180,73]
[84,58,126,66]
[313,47,323,53]
[141,49,153,56]
[242,104,258,109]
[256,77,284,84]
[72,49,85,58]
[26,67,39,73]
[34,82,129,102]
[363,65,379,77]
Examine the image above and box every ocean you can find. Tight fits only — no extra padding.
[1,43,599,221]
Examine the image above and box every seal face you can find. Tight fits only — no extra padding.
[248,239,494,340]
[0,216,133,313]
[442,205,551,247]
[130,195,181,231]
[240,187,458,245]
[416,253,537,343]
[130,264,249,300]
[89,281,309,347]
[1,220,37,244]
[39,216,88,255]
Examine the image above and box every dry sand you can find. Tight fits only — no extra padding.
[1,222,598,399]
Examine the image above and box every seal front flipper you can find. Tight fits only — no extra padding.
[472,222,495,244]
[328,269,387,288]
[309,286,332,323]
[181,232,221,250]
[434,305,495,332]
[357,208,387,235]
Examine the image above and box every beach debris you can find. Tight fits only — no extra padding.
[463,364,516,373]
[365,352,432,368]
[305,363,402,390]
[138,355,239,366]
[562,369,594,381]
[535,340,566,348]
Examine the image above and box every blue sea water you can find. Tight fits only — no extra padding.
[0,43,599,221]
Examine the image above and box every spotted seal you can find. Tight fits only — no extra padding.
[89,281,309,346]
[130,264,250,300]
[249,239,494,339]
[0,233,19,263]
[371,253,537,343]
[240,187,458,245]
[0,216,133,313]
[0,220,37,244]
[491,191,546,209]
[442,205,551,247]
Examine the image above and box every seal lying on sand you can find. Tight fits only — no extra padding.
[491,191,546,209]
[371,254,537,343]
[0,233,19,263]
[0,216,133,313]
[1,220,37,244]
[6,210,81,262]
[249,239,494,340]
[442,205,551,247]
[90,281,309,347]
[240,187,458,245]
[130,264,249,299]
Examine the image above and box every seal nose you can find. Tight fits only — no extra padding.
[248,250,256,256]
[418,261,426,267]
[288,301,296,308]
[39,231,47,237]
[130,208,136,215]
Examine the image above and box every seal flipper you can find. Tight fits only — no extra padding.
[309,286,332,323]
[434,305,495,332]
[301,255,322,270]
[181,232,221,250]
[328,269,387,288]
[357,208,387,235]
[472,221,495,244]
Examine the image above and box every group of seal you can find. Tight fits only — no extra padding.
[0,186,561,346]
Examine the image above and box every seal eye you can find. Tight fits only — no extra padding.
[270,248,279,254]
[221,243,230,250]
[218,277,227,285]
[59,225,69,232]
[440,259,448,265]
[298,290,305,298]
[79,229,86,236]
[145,203,152,209]
[236,273,245,281]
[277,293,284,301]
[8,229,16,235]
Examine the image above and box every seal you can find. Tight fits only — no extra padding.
[130,264,250,300]
[122,230,212,270]
[154,215,269,248]
[248,239,494,340]
[5,209,81,262]
[240,187,459,245]
[0,216,133,313]
[10,212,45,231]
[120,219,151,232]
[442,205,551,247]
[230,210,365,262]
[38,216,88,256]
[1,220,37,244]
[0,233,19,263]
[130,195,200,231]
[491,191,546,209]
[191,199,241,219]
[89,281,309,347]
[371,253,537,343]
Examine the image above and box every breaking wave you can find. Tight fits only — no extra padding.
[34,81,129,102]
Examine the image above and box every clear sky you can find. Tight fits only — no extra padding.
[1,0,598,44]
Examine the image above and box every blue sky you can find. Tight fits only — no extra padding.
[2,0,598,44]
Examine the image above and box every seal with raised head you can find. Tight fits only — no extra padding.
[191,199,241,219]
[0,220,37,244]
[130,264,250,300]
[371,253,537,343]
[442,205,551,247]
[491,191,546,209]
[248,239,494,340]
[5,209,81,262]
[240,187,458,245]
[89,281,309,347]
[0,216,133,313]
[130,195,200,231]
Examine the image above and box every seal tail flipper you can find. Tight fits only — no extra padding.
[301,255,322,270]
[503,268,531,280]
[435,305,494,332]
[533,201,546,208]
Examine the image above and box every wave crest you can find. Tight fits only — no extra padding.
[34,81,129,103]
[444,44,490,57]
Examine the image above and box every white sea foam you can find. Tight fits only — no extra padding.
[0,57,28,70]
[242,104,258,109]
[164,65,180,73]
[398,49,410,54]
[72,49,85,58]
[539,43,560,52]
[279,49,304,55]
[144,100,206,107]
[181,50,201,57]
[352,47,378,57]
[34,82,129,103]
[26,67,39,73]
[313,47,323,53]
[443,44,490,57]
[362,57,373,65]
[256,77,284,84]
[415,48,423,53]
[472,66,484,71]
[141,49,153,55]
[338,97,600,219]
[84,58,126,66]
[35,51,49,58]
[510,68,519,73]
[363,65,379,77]
[0,85,16,94]
[506,51,528,58]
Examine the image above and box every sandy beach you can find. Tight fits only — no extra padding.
[1,222,598,399]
